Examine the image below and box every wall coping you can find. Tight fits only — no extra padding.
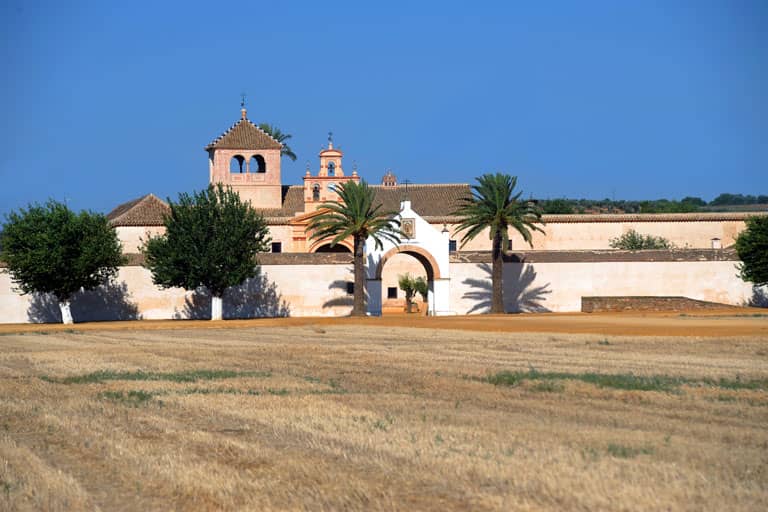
[263,211,767,226]
[450,248,740,263]
[115,252,354,267]
[0,248,740,268]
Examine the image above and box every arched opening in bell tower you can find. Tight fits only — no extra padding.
[229,155,245,173]
[250,155,266,173]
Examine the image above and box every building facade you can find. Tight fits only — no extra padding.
[103,108,762,312]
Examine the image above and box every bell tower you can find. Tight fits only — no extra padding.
[205,103,284,209]
[303,132,359,213]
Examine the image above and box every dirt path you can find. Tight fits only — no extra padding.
[1,309,766,337]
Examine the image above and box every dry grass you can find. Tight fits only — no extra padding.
[0,322,767,511]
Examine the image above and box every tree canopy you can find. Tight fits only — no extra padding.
[453,173,544,314]
[258,123,297,161]
[0,200,124,323]
[735,216,768,287]
[142,184,270,320]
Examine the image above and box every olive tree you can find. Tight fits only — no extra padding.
[735,216,768,287]
[0,200,124,324]
[142,184,270,320]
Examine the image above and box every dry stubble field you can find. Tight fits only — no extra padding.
[1,314,767,511]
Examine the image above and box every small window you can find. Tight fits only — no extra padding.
[346,281,354,295]
[387,287,397,299]
[507,240,513,250]
[271,242,282,253]
[312,184,320,201]
[328,161,336,176]
[448,240,457,252]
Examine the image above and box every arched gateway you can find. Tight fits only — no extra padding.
[365,200,451,316]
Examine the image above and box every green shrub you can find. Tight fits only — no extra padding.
[609,230,674,250]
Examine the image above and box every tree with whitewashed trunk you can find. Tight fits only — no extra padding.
[0,201,124,324]
[142,184,270,320]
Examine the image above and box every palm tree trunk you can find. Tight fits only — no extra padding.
[491,229,504,314]
[352,234,366,316]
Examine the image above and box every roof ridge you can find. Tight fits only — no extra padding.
[248,119,282,147]
[371,183,470,188]
[205,117,283,151]
[107,193,170,227]
[205,119,241,148]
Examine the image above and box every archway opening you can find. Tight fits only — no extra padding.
[250,155,266,173]
[230,155,245,173]
[315,243,352,253]
[312,183,320,201]
[378,251,434,316]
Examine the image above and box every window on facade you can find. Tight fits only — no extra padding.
[507,240,513,250]
[387,287,397,299]
[312,184,320,201]
[250,155,266,173]
[271,242,282,253]
[346,282,354,295]
[328,161,336,176]
[229,155,245,173]
[448,240,457,252]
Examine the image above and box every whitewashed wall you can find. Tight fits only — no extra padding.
[0,257,758,323]
[449,260,755,314]
[0,264,354,323]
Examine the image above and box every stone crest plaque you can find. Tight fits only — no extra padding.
[401,218,416,239]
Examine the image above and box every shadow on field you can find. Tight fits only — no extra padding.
[462,263,551,314]
[28,280,142,323]
[175,268,290,320]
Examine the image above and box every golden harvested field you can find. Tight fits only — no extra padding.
[1,315,767,511]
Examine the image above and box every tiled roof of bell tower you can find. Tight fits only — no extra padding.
[204,109,282,151]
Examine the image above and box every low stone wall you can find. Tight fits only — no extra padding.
[581,296,734,313]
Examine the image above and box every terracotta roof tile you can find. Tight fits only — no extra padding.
[109,187,767,228]
[205,118,282,151]
[107,194,170,227]
[259,183,472,223]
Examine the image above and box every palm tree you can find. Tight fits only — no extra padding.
[258,123,297,161]
[307,180,401,316]
[453,173,544,314]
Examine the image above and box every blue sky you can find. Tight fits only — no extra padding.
[1,0,766,218]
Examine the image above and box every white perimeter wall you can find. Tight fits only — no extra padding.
[0,264,354,324]
[449,261,755,314]
[0,259,758,323]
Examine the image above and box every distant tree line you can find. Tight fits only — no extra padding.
[538,193,768,215]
